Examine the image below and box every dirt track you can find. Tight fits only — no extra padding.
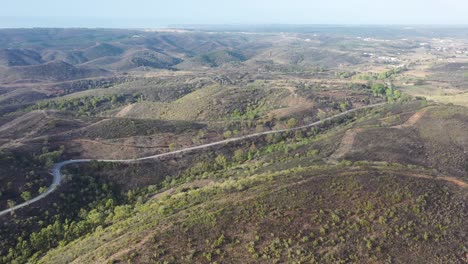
[329,128,364,161]
[3,104,465,219]
[393,108,429,128]
[115,104,135,117]
[329,107,429,162]
[0,103,386,216]
[404,173,467,188]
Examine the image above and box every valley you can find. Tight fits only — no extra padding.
[0,26,466,263]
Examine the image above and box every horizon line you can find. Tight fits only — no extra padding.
[2,24,468,30]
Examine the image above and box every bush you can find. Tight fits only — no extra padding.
[233,149,245,163]
[286,118,298,129]
[20,191,31,202]
[223,130,233,139]
[215,155,228,169]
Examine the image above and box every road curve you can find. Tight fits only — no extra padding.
[0,103,384,217]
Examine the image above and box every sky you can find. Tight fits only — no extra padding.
[1,0,467,28]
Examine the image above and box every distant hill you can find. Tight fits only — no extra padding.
[82,43,125,61]
[198,50,247,67]
[0,49,43,67]
[178,50,247,69]
[81,48,183,70]
[40,43,125,66]
[41,50,88,65]
[125,49,182,69]
[262,48,362,67]
[0,61,108,83]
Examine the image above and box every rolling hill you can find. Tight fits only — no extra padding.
[0,61,109,83]
[0,49,43,67]
[0,27,466,264]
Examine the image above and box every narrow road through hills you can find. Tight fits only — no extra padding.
[0,103,385,216]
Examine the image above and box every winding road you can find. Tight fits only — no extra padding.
[0,103,384,217]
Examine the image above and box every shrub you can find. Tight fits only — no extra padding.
[223,130,233,139]
[215,155,228,169]
[20,191,32,202]
[287,118,298,129]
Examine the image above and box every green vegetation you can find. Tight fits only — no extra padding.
[286,117,298,128]
[20,191,31,201]
[1,165,122,264]
[197,50,246,67]
[370,83,408,102]
[377,66,408,80]
[355,66,408,81]
[37,145,65,167]
[0,28,467,264]
[32,94,141,116]
[335,71,356,79]
[79,118,205,139]
[35,163,467,264]
[0,149,58,210]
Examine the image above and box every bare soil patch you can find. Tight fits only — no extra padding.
[115,104,135,117]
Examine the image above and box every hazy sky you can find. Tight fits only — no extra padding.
[1,0,468,28]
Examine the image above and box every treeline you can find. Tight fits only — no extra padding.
[32,93,143,116]
[34,145,65,168]
[354,66,408,81]
[370,83,411,102]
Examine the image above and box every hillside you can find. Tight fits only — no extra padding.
[97,49,182,71]
[16,102,468,264]
[0,28,466,264]
[177,50,247,69]
[0,49,43,67]
[82,43,125,61]
[41,166,466,263]
[0,61,109,83]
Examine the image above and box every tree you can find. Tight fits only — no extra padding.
[169,143,177,151]
[286,118,298,129]
[371,83,386,96]
[394,90,402,99]
[317,110,328,120]
[110,95,118,104]
[423,232,429,241]
[385,87,394,97]
[295,130,304,140]
[233,149,245,163]
[191,161,211,175]
[21,191,31,202]
[223,130,232,139]
[38,186,47,194]
[249,143,257,152]
[248,143,257,160]
[7,200,16,208]
[266,134,275,143]
[366,239,373,250]
[215,155,228,169]
[113,205,132,221]
[197,130,205,139]
[339,101,349,112]
[86,209,104,226]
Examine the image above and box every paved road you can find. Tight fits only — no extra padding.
[0,103,384,217]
